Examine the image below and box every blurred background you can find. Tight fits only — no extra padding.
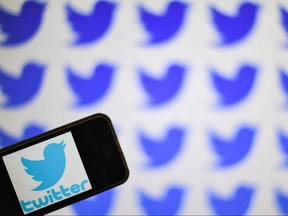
[1,0,288,215]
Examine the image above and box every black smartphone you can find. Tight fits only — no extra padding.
[0,113,129,215]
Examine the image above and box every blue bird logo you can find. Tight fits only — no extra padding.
[139,64,187,107]
[72,189,114,215]
[66,1,117,45]
[279,68,288,108]
[280,7,288,47]
[210,64,258,107]
[21,141,66,191]
[138,127,185,167]
[275,188,288,215]
[208,185,254,216]
[209,126,256,167]
[0,62,46,107]
[0,124,45,148]
[277,129,288,168]
[0,1,46,45]
[210,2,259,46]
[138,1,188,45]
[66,63,115,107]
[139,186,185,216]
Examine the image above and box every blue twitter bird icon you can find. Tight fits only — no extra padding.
[211,64,258,107]
[277,129,288,167]
[21,141,66,191]
[66,1,117,45]
[279,68,288,107]
[138,127,185,167]
[208,185,254,216]
[0,124,44,148]
[66,63,115,107]
[275,189,288,215]
[280,7,288,47]
[0,1,46,45]
[139,1,188,45]
[211,2,259,46]
[72,189,114,215]
[209,126,256,167]
[139,64,186,107]
[0,62,46,107]
[139,186,185,216]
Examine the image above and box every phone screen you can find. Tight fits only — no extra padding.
[3,131,92,214]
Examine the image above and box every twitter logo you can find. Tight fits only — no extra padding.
[210,2,259,46]
[72,189,114,215]
[21,141,66,191]
[275,188,288,215]
[210,64,258,107]
[138,127,185,167]
[279,68,288,107]
[138,1,188,45]
[139,186,185,215]
[0,1,46,45]
[139,64,187,107]
[0,62,46,107]
[277,129,288,168]
[208,185,254,216]
[209,126,256,167]
[280,7,288,47]
[66,63,115,107]
[66,1,117,45]
[0,124,45,148]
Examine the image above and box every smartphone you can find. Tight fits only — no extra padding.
[0,113,129,215]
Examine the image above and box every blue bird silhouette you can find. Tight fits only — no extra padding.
[139,64,186,107]
[139,186,185,215]
[66,63,115,107]
[210,65,258,107]
[0,62,46,107]
[210,2,259,46]
[72,189,114,215]
[209,126,255,167]
[139,1,188,45]
[21,141,66,191]
[275,189,288,215]
[279,68,288,107]
[0,124,44,148]
[280,7,288,47]
[208,185,254,216]
[0,1,46,45]
[66,1,117,45]
[139,127,185,167]
[277,129,288,167]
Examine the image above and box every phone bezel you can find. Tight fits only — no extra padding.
[0,113,129,216]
